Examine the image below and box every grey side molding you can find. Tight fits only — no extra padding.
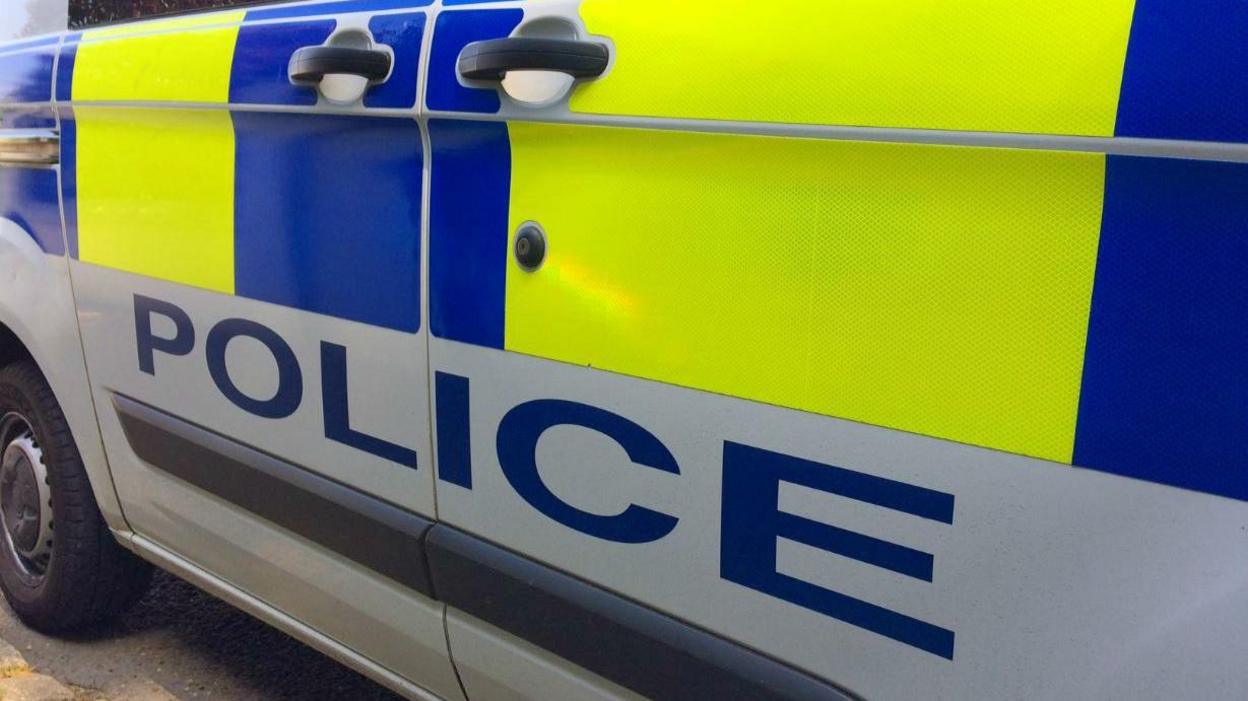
[111,394,435,596]
[0,130,59,166]
[426,525,857,701]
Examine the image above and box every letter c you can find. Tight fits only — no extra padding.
[496,399,679,543]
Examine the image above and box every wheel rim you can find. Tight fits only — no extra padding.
[0,412,52,582]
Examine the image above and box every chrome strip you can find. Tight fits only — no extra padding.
[52,97,1248,164]
[0,130,59,166]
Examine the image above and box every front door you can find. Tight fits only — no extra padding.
[59,2,459,697]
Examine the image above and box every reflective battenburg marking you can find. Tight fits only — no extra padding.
[429,121,1107,463]
[245,0,432,22]
[73,12,245,103]
[74,107,237,293]
[364,12,426,109]
[0,39,56,105]
[1116,0,1248,143]
[502,124,1105,464]
[69,14,244,290]
[232,113,423,332]
[229,19,336,106]
[69,108,424,331]
[426,9,522,114]
[59,109,78,258]
[421,2,1248,505]
[0,167,63,255]
[1075,156,1248,501]
[429,119,510,346]
[572,0,1136,136]
[62,12,426,333]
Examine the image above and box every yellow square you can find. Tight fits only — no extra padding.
[573,0,1136,137]
[75,107,235,294]
[506,124,1105,463]
[74,12,244,103]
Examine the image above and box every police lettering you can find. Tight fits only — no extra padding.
[133,294,955,656]
[132,294,415,467]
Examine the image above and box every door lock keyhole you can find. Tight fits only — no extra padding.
[514,223,547,272]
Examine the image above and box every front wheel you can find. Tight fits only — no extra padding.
[0,360,151,632]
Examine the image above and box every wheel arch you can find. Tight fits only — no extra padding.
[0,221,129,535]
[0,322,34,370]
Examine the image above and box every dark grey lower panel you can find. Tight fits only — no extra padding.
[112,395,853,700]
[111,393,435,596]
[426,525,854,701]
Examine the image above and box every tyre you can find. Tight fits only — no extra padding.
[0,359,151,632]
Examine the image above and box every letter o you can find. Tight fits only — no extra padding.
[206,318,303,419]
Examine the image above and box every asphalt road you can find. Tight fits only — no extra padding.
[0,569,405,700]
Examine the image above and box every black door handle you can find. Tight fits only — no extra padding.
[289,46,392,84]
[458,38,609,82]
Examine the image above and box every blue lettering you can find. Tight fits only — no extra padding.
[720,441,956,659]
[134,295,194,375]
[434,372,473,487]
[496,399,678,543]
[321,342,417,468]
[205,318,302,419]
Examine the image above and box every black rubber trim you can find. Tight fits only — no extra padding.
[111,395,856,699]
[111,394,434,596]
[426,525,855,701]
[289,46,392,84]
[458,38,609,81]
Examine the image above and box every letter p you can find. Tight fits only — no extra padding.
[134,295,194,375]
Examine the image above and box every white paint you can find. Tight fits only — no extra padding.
[433,337,1248,701]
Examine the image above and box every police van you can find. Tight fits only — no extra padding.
[1,0,1246,698]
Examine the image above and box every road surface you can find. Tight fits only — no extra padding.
[0,570,406,700]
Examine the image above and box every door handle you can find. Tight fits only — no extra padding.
[289,46,392,85]
[458,38,609,82]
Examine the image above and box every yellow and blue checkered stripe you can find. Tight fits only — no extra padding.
[30,0,1248,502]
[56,0,430,331]
[428,1,1248,503]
